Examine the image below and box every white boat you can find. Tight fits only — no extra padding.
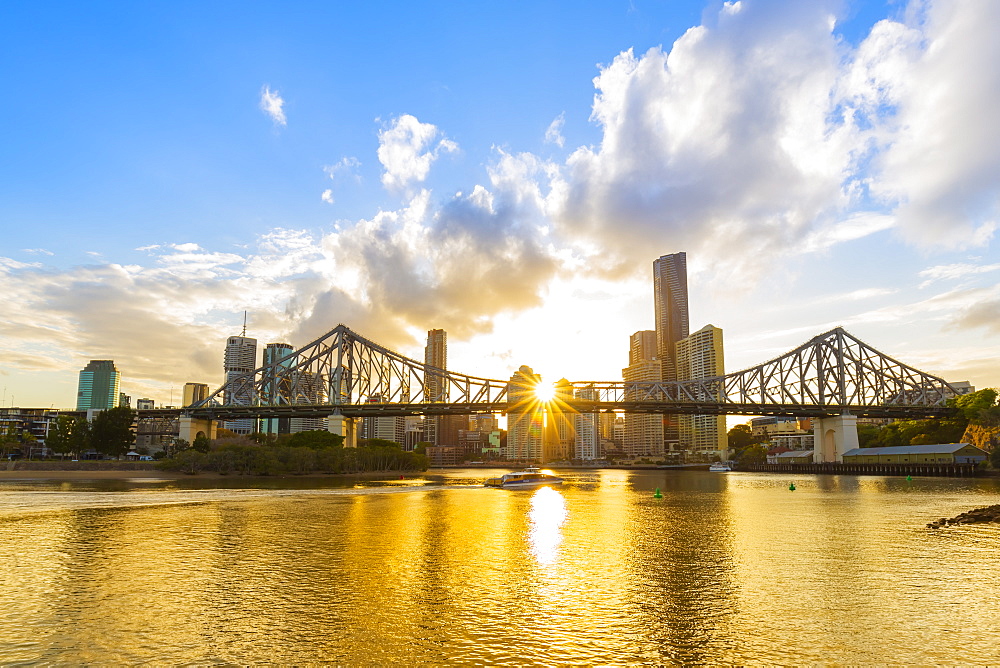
[484,468,564,489]
[708,462,733,472]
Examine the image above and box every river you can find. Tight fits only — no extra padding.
[1,468,998,664]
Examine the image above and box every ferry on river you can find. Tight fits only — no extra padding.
[484,468,564,489]
[709,461,733,472]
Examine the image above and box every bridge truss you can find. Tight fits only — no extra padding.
[187,325,960,421]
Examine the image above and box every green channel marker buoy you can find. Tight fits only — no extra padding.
[653,488,663,499]
[789,482,796,491]
[907,475,912,481]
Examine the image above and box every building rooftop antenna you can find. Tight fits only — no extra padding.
[241,311,247,337]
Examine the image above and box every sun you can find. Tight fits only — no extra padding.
[534,382,556,403]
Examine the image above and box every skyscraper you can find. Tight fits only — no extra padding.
[224,335,257,434]
[423,329,447,446]
[182,383,210,407]
[76,360,121,411]
[653,252,689,452]
[506,365,544,461]
[622,333,665,459]
[653,252,689,381]
[676,324,727,459]
[574,385,601,461]
[261,342,294,435]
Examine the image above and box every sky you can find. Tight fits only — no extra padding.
[2,0,1000,409]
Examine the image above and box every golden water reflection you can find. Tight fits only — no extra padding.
[528,486,567,565]
[1,471,999,664]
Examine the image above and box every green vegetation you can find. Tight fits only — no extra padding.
[90,406,137,457]
[157,430,427,475]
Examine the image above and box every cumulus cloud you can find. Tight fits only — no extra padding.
[377,115,457,193]
[550,1,859,285]
[845,1,1000,248]
[544,113,565,147]
[259,85,287,126]
[321,189,335,204]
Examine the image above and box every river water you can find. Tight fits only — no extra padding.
[1,468,998,664]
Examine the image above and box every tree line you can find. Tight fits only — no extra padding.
[158,430,429,475]
[42,406,137,458]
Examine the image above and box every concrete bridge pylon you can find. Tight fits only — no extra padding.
[328,412,358,448]
[178,416,217,444]
[813,414,859,463]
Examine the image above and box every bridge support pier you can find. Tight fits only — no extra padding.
[328,413,358,448]
[813,414,859,463]
[178,417,217,444]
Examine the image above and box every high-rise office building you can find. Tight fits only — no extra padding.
[653,252,689,452]
[574,384,601,461]
[546,378,575,462]
[622,334,665,459]
[260,343,294,435]
[76,360,121,411]
[361,393,406,444]
[506,365,544,461]
[629,330,658,366]
[182,383,210,407]
[136,398,155,410]
[676,324,727,459]
[423,329,447,445]
[224,335,257,434]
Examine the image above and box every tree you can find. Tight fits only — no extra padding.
[727,424,756,451]
[285,430,344,449]
[90,406,136,458]
[192,435,212,453]
[950,388,999,422]
[413,441,431,455]
[359,438,401,449]
[70,417,91,456]
[45,415,76,456]
[736,443,768,465]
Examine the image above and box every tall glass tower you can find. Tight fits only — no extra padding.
[653,252,689,454]
[76,360,121,411]
[653,252,689,381]
[423,329,447,445]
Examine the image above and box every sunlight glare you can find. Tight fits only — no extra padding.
[528,486,568,566]
[534,382,556,403]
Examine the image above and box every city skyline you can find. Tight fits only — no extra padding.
[2,0,1000,408]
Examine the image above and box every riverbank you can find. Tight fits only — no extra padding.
[0,465,423,481]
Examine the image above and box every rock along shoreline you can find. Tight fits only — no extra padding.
[927,504,1000,529]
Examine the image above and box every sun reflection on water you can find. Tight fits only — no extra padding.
[528,486,568,566]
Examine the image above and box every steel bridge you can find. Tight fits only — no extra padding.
[185,324,961,421]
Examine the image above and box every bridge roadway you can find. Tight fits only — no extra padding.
[167,400,954,421]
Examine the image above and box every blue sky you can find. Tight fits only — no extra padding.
[2,0,1000,408]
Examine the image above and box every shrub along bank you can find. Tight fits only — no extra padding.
[158,439,428,476]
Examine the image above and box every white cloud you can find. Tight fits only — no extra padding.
[544,113,565,147]
[321,189,335,204]
[846,1,1000,248]
[918,262,1000,288]
[377,114,458,193]
[21,248,53,256]
[323,157,361,182]
[259,85,287,126]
